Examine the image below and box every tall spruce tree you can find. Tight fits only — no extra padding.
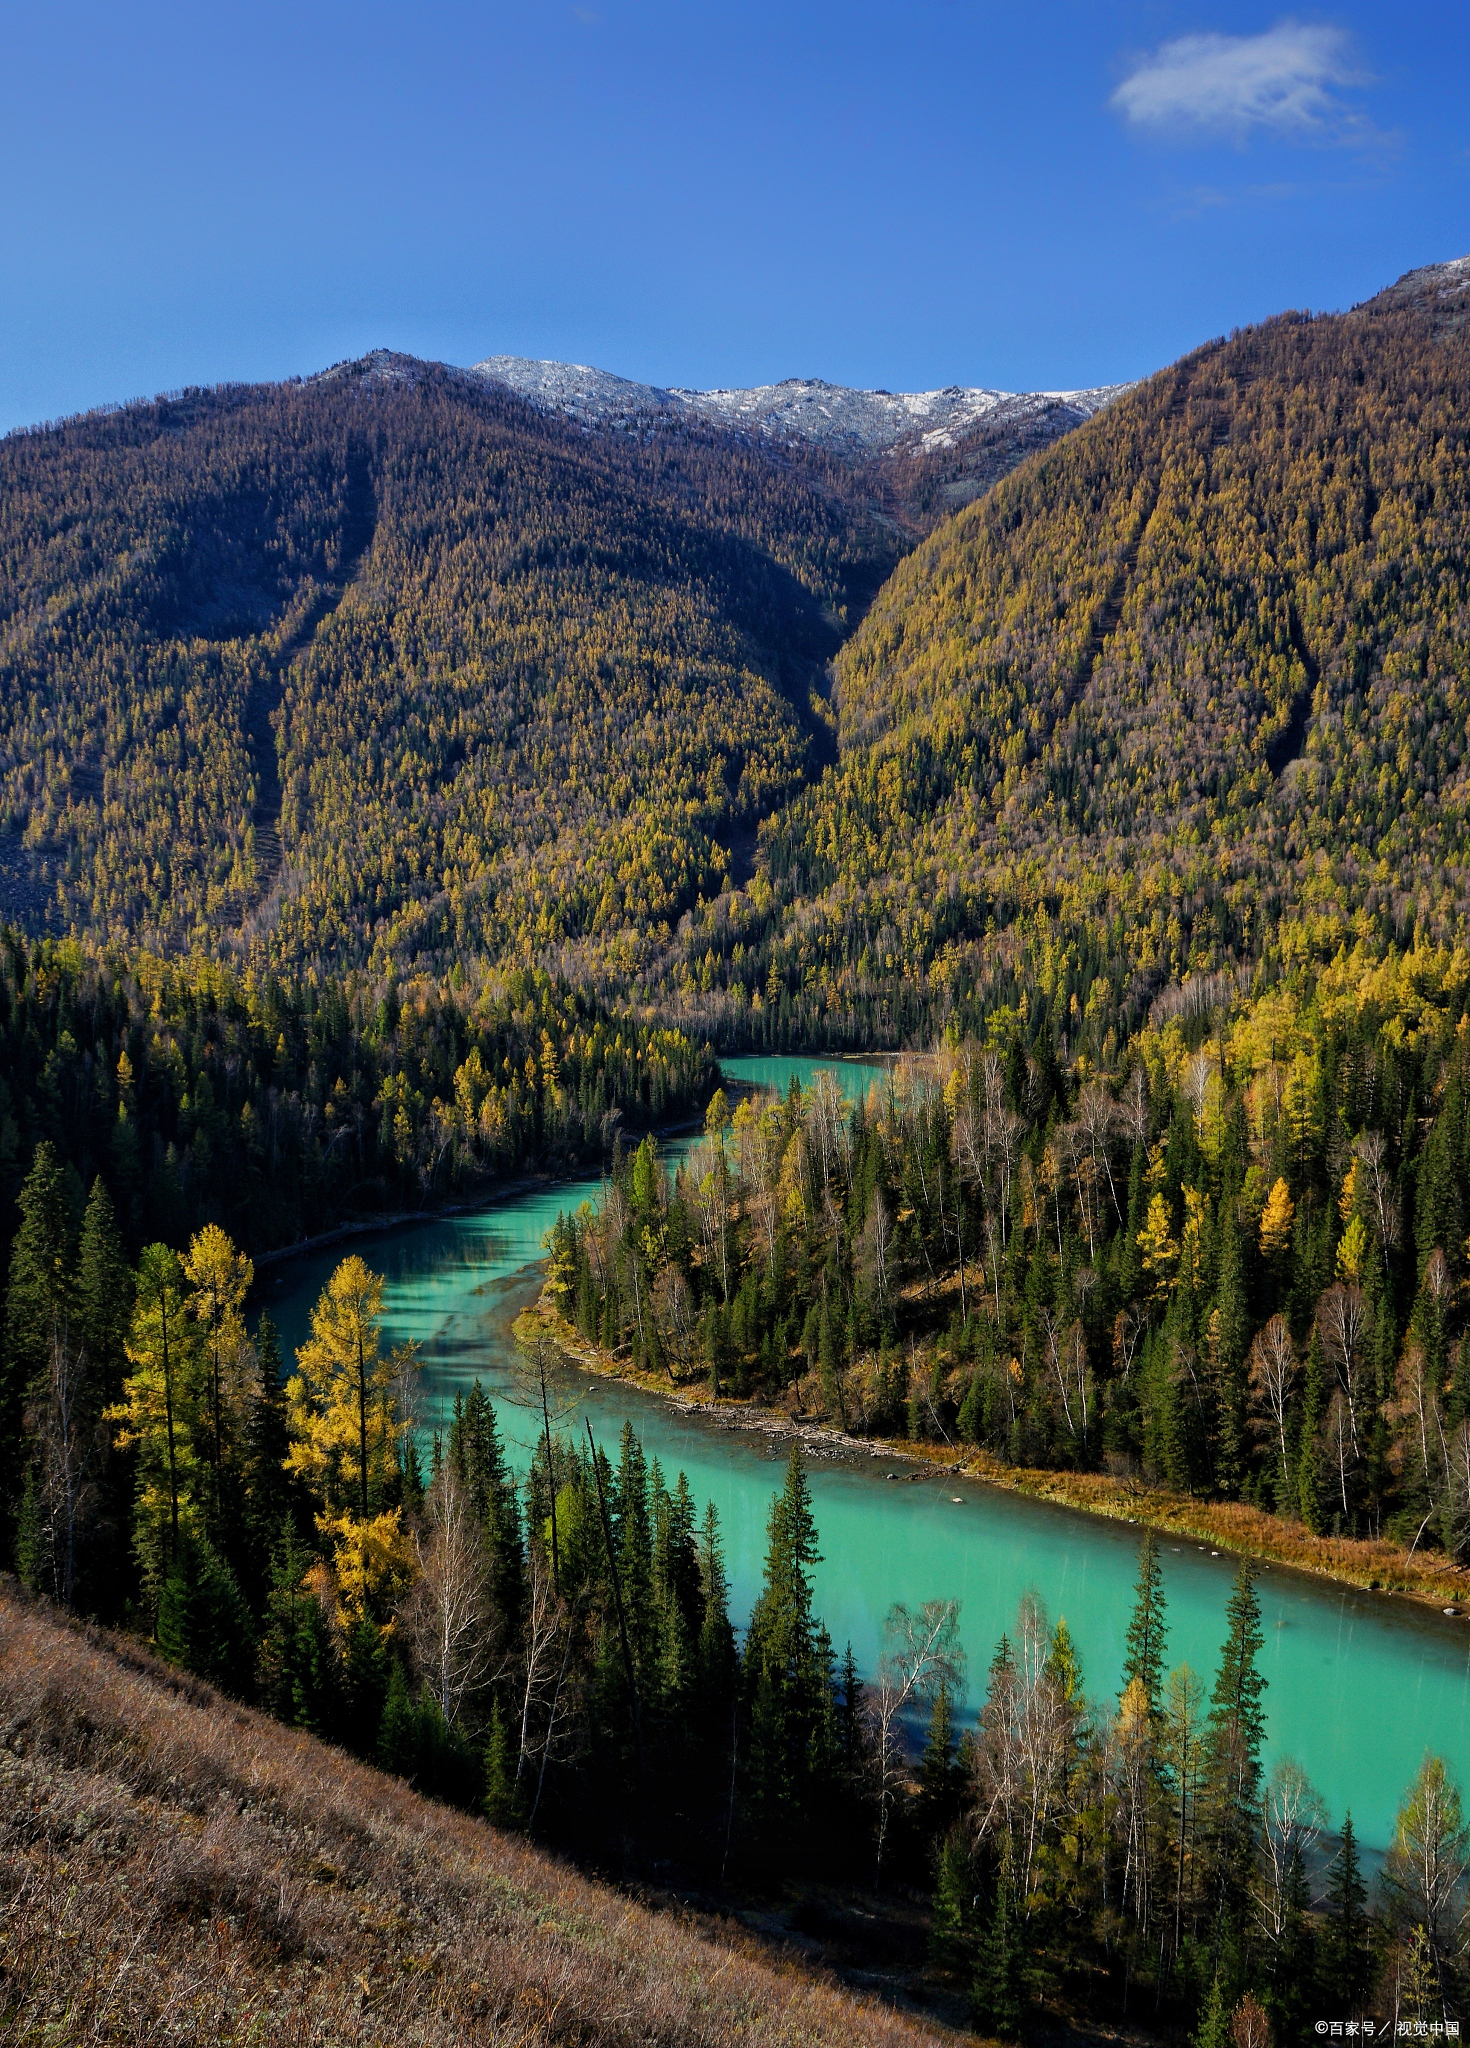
[75,1178,131,1405]
[1121,1527,1168,1712]
[930,1825,979,1973]
[917,1680,963,1842]
[1202,1563,1268,1942]
[2,1142,76,1559]
[741,1444,830,1863]
[1298,1328,1327,1533]
[971,1865,1025,2040]
[241,1313,294,1607]
[1322,1812,1372,2010]
[448,1379,524,1646]
[74,1176,134,1613]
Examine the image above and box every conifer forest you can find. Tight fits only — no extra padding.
[4,255,1470,2045]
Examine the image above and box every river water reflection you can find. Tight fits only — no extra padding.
[261,1054,1470,1853]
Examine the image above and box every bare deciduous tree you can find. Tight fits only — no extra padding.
[1323,1387,1356,1521]
[404,1466,499,1728]
[1042,1311,1091,1456]
[856,1190,893,1324]
[26,1316,98,1612]
[1438,1420,1470,1564]
[1318,1283,1368,1457]
[1255,1755,1326,1945]
[868,1599,965,1884]
[514,1545,576,1815]
[1354,1130,1400,1251]
[971,1593,1078,1905]
[1247,1316,1297,1502]
[650,1264,696,1381]
[1384,1754,1469,1995]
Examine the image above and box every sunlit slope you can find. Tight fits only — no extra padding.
[0,357,892,971]
[0,1589,941,2047]
[756,272,1470,1027]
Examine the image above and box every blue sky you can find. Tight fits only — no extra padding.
[2,2,1466,433]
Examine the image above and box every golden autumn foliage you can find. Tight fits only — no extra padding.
[1258,1177,1295,1259]
[286,1254,416,1519]
[0,360,892,974]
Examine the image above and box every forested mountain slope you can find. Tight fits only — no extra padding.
[0,356,893,973]
[672,258,1470,1047]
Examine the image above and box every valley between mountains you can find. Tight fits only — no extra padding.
[5,255,1470,2045]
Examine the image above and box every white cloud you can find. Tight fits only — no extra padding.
[1112,21,1366,142]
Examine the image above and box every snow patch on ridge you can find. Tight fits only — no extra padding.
[469,356,1131,458]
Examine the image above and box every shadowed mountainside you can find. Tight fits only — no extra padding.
[0,357,894,974]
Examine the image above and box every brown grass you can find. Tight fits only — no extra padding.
[971,1459,1470,1609]
[521,1299,1470,1617]
[0,1585,954,2046]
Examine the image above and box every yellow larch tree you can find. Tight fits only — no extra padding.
[286,1255,417,1520]
[108,1244,203,1607]
[182,1224,255,1480]
[1259,1178,1295,1260]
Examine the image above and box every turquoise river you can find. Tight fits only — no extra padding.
[262,1054,1470,1854]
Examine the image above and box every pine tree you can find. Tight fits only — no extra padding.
[242,1314,292,1604]
[837,1639,867,1807]
[256,1529,340,1736]
[378,1658,418,1777]
[483,1698,517,1826]
[2,1142,75,1559]
[1267,1843,1316,2041]
[614,1423,654,1677]
[66,1175,134,1614]
[652,1467,701,1712]
[696,1499,738,1704]
[971,1865,1024,2040]
[155,1530,256,1695]
[930,1825,979,1972]
[449,1380,524,1643]
[917,1680,962,1841]
[741,1445,828,1862]
[1202,1562,1268,1935]
[341,1610,389,1756]
[1322,1812,1372,2010]
[1122,1527,1168,1712]
[74,1177,131,1406]
[1192,1972,1228,2048]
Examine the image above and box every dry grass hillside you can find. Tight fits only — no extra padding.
[0,1587,950,2047]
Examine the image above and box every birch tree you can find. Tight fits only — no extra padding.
[867,1598,965,1883]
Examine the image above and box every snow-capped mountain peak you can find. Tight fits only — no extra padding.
[468,355,1129,458]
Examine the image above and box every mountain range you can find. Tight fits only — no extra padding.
[470,355,1130,532]
[469,353,1125,455]
[1,256,1468,1045]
